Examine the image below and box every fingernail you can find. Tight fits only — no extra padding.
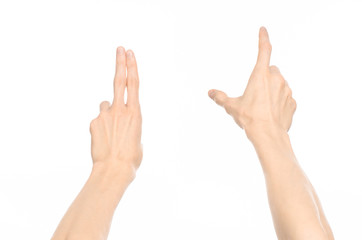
[209,90,215,98]
[127,50,133,59]
[117,47,125,55]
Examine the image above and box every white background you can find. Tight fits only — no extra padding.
[0,0,361,239]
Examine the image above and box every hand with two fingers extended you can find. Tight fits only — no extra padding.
[89,47,142,182]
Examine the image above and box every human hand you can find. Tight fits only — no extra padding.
[89,47,142,182]
[208,27,296,142]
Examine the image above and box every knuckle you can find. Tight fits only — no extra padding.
[223,99,232,113]
[110,105,124,116]
[98,111,107,119]
[134,112,142,122]
[275,77,285,88]
[131,106,142,118]
[224,98,238,115]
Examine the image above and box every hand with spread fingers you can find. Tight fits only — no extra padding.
[90,47,143,182]
[208,27,296,142]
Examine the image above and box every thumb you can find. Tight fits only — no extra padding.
[208,89,229,107]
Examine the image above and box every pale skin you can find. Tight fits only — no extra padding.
[208,27,334,239]
[52,47,142,240]
[52,27,333,240]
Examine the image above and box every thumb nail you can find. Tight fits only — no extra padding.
[208,90,216,99]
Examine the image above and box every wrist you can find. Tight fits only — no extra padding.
[86,161,134,211]
[244,122,289,145]
[245,123,296,172]
[92,161,136,186]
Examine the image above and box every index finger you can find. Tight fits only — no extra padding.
[112,46,127,108]
[255,26,272,68]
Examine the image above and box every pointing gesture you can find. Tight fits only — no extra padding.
[208,28,334,240]
[256,26,272,68]
[208,27,296,140]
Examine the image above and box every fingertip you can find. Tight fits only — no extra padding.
[208,89,216,99]
[99,101,111,112]
[209,89,229,107]
[125,49,139,106]
[256,26,272,68]
[259,26,268,34]
[259,26,270,43]
[127,49,135,61]
[113,46,127,107]
[126,49,138,71]
[115,46,126,73]
[117,46,125,55]
[259,26,265,33]
[116,46,126,66]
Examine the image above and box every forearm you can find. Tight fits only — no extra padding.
[248,127,333,240]
[52,46,142,240]
[52,162,133,240]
